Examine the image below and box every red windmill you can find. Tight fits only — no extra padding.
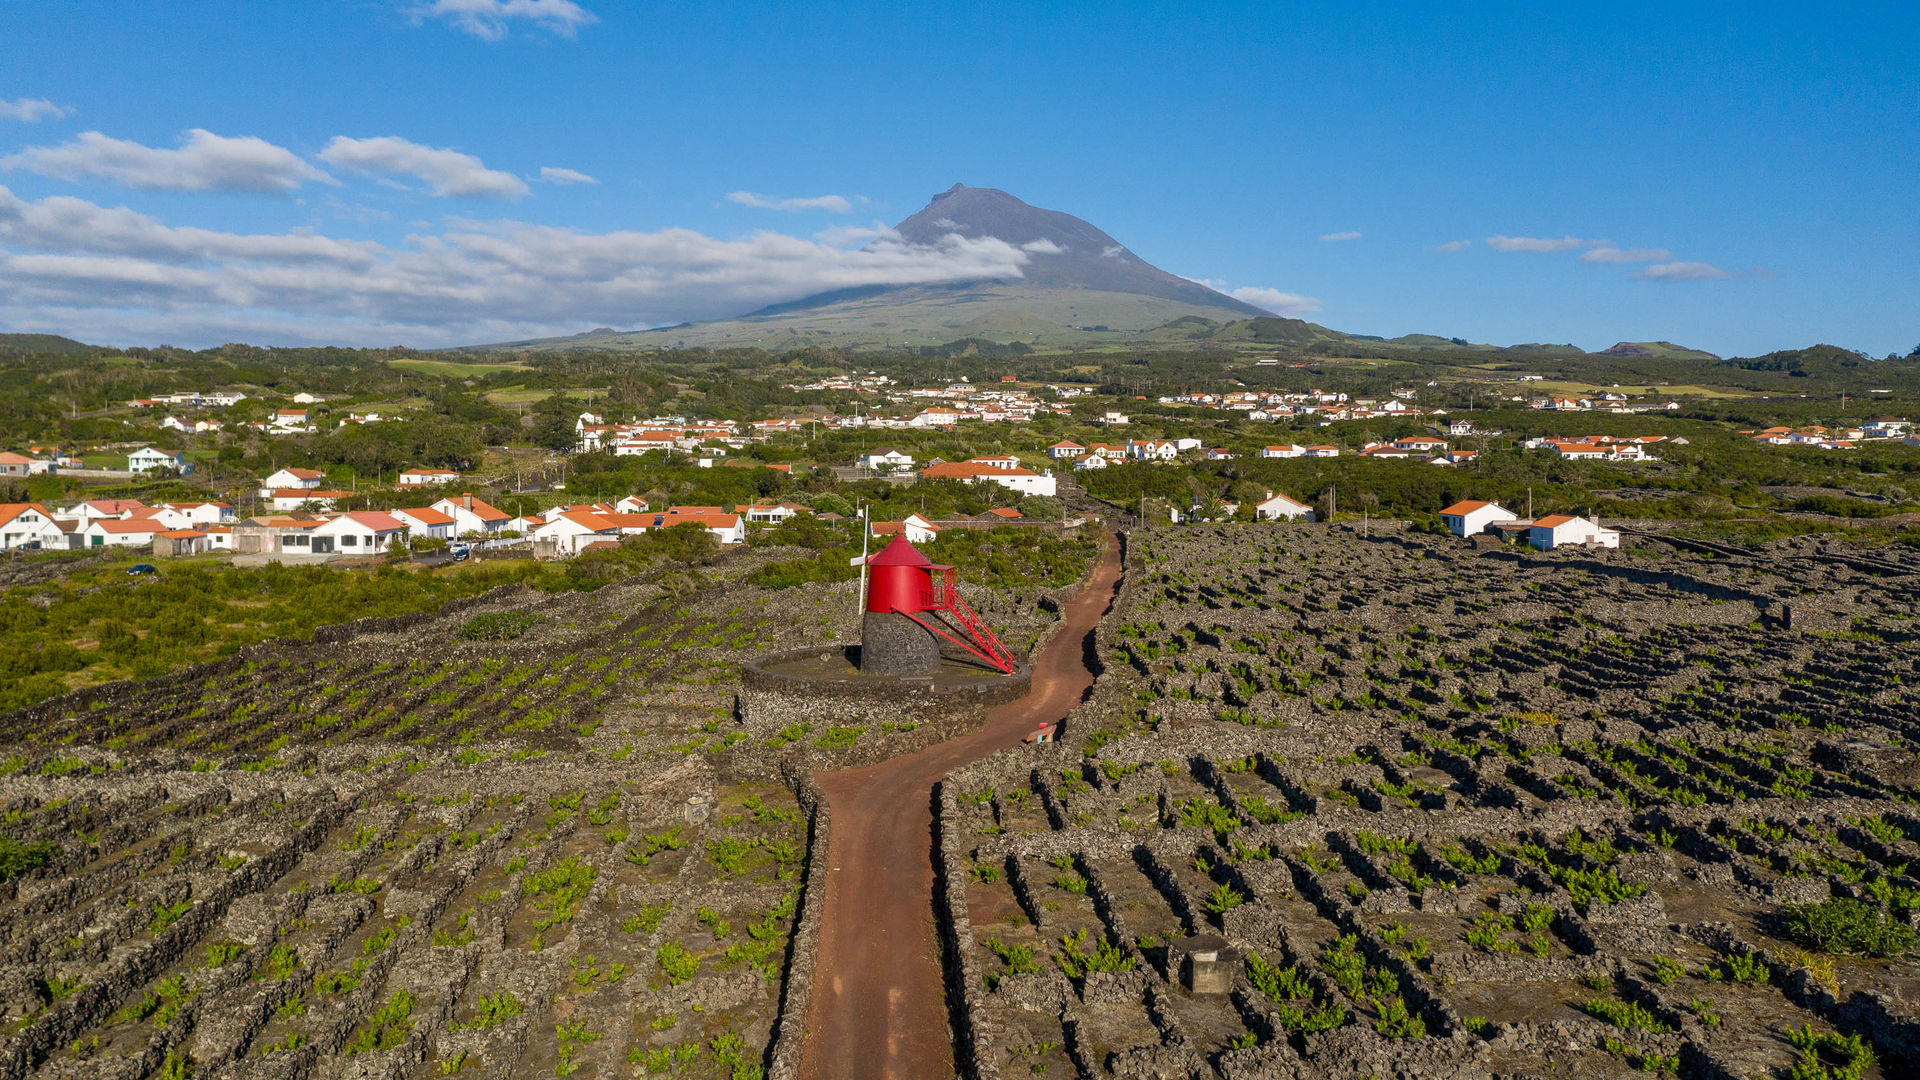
[860,535,1016,675]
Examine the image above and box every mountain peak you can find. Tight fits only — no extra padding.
[889,185,1266,316]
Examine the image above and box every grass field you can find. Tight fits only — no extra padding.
[484,385,603,405]
[390,357,529,377]
[1465,377,1765,399]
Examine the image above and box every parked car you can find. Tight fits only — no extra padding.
[126,563,157,575]
[449,545,470,562]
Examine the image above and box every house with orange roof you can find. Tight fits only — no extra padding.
[920,460,1057,497]
[0,503,65,550]
[82,517,163,548]
[432,493,511,536]
[260,466,325,493]
[534,510,624,555]
[310,511,409,555]
[1439,500,1517,537]
[398,467,462,486]
[1255,491,1315,522]
[1528,514,1619,550]
[268,488,351,512]
[871,514,939,544]
[392,507,457,541]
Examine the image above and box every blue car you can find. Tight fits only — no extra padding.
[126,563,158,575]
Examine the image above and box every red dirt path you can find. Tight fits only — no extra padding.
[797,534,1123,1080]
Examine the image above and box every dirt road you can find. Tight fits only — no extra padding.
[797,534,1123,1080]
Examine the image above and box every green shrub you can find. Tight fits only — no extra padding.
[657,942,700,985]
[344,990,414,1053]
[1786,898,1916,957]
[0,837,58,879]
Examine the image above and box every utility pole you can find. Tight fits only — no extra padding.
[1528,487,1534,519]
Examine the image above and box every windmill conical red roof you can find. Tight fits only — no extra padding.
[865,533,933,567]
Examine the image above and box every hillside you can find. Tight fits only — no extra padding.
[0,333,93,354]
[1599,341,1721,361]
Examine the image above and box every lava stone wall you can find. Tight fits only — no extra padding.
[859,612,942,675]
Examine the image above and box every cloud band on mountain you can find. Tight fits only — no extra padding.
[0,185,1036,346]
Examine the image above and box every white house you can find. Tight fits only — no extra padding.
[271,409,314,431]
[0,504,66,550]
[1255,491,1315,521]
[534,510,622,555]
[392,507,457,541]
[261,467,324,492]
[919,460,1057,497]
[1128,440,1178,461]
[646,509,746,545]
[1439,500,1518,538]
[1073,454,1108,471]
[1047,440,1086,460]
[163,502,235,525]
[1528,514,1620,551]
[398,468,461,486]
[128,447,185,474]
[1260,445,1305,459]
[159,416,189,432]
[63,498,148,522]
[82,518,161,548]
[1303,445,1342,458]
[432,493,511,536]
[267,489,350,512]
[614,495,651,513]
[741,502,809,524]
[857,449,915,473]
[310,512,409,555]
[290,392,325,404]
[872,514,939,544]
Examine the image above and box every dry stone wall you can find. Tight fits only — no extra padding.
[933,522,1920,1079]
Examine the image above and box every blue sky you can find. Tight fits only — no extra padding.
[0,0,1914,355]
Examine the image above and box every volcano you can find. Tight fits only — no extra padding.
[484,183,1283,351]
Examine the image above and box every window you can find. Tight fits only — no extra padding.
[342,535,357,547]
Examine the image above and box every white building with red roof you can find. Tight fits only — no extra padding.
[1528,514,1619,550]
[1439,500,1517,537]
[311,511,409,554]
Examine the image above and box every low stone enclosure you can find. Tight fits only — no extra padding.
[0,540,1092,1080]
[935,523,1920,1079]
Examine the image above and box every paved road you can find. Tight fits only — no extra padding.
[797,534,1123,1080]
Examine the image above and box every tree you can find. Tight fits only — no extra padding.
[529,392,579,451]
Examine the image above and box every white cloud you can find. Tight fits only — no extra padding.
[1485,234,1583,253]
[0,98,71,123]
[0,129,334,193]
[1101,244,1126,259]
[933,217,961,230]
[1319,230,1361,242]
[1634,261,1730,282]
[1432,240,1471,253]
[1581,246,1671,264]
[1021,238,1063,254]
[536,166,597,185]
[411,0,597,40]
[319,136,528,199]
[1229,286,1321,316]
[0,184,1037,347]
[725,191,853,214]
